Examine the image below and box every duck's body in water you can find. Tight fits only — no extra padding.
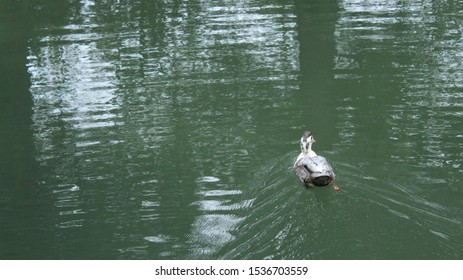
[294,131,337,189]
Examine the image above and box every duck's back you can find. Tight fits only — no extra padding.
[294,155,335,187]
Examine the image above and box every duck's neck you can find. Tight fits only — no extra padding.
[306,142,317,157]
[297,145,317,161]
[306,150,317,158]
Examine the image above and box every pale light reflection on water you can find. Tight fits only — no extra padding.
[27,0,300,259]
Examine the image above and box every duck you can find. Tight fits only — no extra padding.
[294,131,336,188]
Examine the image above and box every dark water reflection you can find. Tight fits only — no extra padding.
[0,0,462,259]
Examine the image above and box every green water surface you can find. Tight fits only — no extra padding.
[1,0,462,259]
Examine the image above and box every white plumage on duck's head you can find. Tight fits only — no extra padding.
[300,130,316,154]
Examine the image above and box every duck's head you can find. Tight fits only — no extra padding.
[300,130,316,154]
